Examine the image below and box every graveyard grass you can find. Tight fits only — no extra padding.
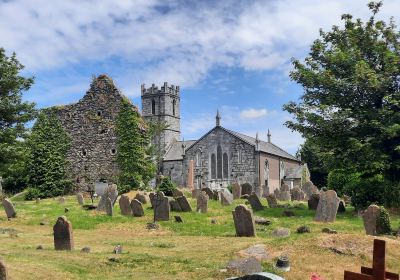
[1,192,400,280]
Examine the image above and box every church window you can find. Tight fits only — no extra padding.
[211,153,216,179]
[217,145,222,179]
[82,148,87,157]
[151,99,156,115]
[172,99,176,116]
[97,110,102,117]
[264,160,269,187]
[196,150,201,166]
[223,152,228,179]
[279,160,285,180]
[111,148,117,155]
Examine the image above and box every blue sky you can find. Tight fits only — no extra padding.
[1,0,399,154]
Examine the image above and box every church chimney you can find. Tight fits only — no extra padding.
[267,129,271,143]
[216,110,221,127]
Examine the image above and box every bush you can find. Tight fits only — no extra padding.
[327,169,360,197]
[25,188,41,200]
[348,174,385,210]
[376,206,391,235]
[157,177,176,196]
[383,181,400,208]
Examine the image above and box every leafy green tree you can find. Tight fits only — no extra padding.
[26,110,72,199]
[147,120,170,173]
[116,98,156,193]
[157,176,177,197]
[284,2,400,201]
[0,48,36,182]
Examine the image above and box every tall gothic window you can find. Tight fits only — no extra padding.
[211,153,216,179]
[217,145,222,179]
[264,160,269,186]
[223,152,228,179]
[151,99,156,115]
[196,149,201,166]
[172,99,176,116]
[279,160,285,180]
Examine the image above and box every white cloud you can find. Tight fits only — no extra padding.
[240,108,268,119]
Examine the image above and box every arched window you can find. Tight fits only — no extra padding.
[279,160,285,180]
[151,99,156,115]
[217,145,222,179]
[236,144,243,163]
[172,99,176,116]
[264,160,269,186]
[211,153,216,179]
[223,152,228,179]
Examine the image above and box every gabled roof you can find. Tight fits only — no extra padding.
[163,140,197,161]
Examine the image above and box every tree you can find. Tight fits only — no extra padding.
[147,120,170,173]
[283,2,400,195]
[0,48,36,179]
[116,98,156,193]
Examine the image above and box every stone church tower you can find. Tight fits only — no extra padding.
[141,82,181,152]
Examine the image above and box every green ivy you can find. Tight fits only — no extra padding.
[116,99,156,194]
[25,109,72,199]
[376,206,391,235]
[157,177,177,196]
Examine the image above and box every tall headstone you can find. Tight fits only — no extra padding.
[266,194,278,208]
[119,194,132,216]
[2,199,16,219]
[201,187,213,199]
[153,192,170,221]
[149,192,156,208]
[302,181,319,199]
[176,196,192,212]
[187,159,194,189]
[362,204,380,235]
[290,187,305,201]
[196,191,208,213]
[135,192,149,204]
[248,192,264,211]
[97,184,118,212]
[76,193,84,205]
[53,216,74,250]
[130,199,144,217]
[220,189,233,206]
[192,189,201,199]
[232,204,256,237]
[241,183,253,196]
[314,190,340,223]
[0,259,7,280]
[105,198,113,216]
[232,183,242,200]
[308,193,320,210]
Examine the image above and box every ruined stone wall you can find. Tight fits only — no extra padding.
[53,75,139,192]
[183,127,257,190]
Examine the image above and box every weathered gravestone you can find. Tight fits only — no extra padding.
[192,189,201,199]
[97,184,118,212]
[176,196,192,212]
[130,199,144,217]
[201,187,213,199]
[280,184,290,192]
[196,191,208,213]
[153,192,170,221]
[302,181,319,199]
[226,257,262,275]
[212,190,220,201]
[134,192,149,204]
[232,204,256,237]
[241,183,253,196]
[248,192,264,211]
[266,194,278,208]
[274,189,291,201]
[149,192,156,208]
[2,199,16,219]
[53,216,74,250]
[169,198,182,212]
[362,204,381,235]
[119,194,132,216]
[220,189,233,206]
[105,198,113,216]
[0,259,7,280]
[58,197,65,204]
[76,193,84,205]
[314,190,340,223]
[232,183,242,200]
[308,193,320,210]
[290,186,305,201]
[172,189,184,198]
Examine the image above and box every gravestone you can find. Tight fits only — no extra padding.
[272,227,291,237]
[241,183,253,196]
[290,187,305,201]
[130,199,144,217]
[76,193,84,205]
[187,159,194,189]
[196,191,208,213]
[105,198,113,216]
[266,194,278,208]
[192,189,201,199]
[308,193,320,210]
[226,257,262,275]
[302,181,319,199]
[0,259,7,280]
[153,192,170,221]
[338,200,346,213]
[248,192,264,211]
[362,205,380,235]
[314,190,340,223]
[232,204,256,237]
[176,196,192,212]
[97,184,118,212]
[58,197,65,204]
[280,184,290,192]
[53,216,74,250]
[220,189,233,206]
[149,192,156,208]
[134,192,149,204]
[201,187,213,199]
[172,189,184,198]
[212,190,220,201]
[169,198,182,212]
[2,199,16,219]
[119,194,132,216]
[232,183,242,199]
[275,189,291,201]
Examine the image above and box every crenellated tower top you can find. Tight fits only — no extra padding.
[141,82,180,96]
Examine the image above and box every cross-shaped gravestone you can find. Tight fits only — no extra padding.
[344,239,399,280]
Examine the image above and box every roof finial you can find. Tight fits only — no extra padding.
[255,132,260,151]
[267,129,271,143]
[216,110,221,127]
[181,138,185,156]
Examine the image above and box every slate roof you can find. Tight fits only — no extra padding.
[163,140,196,161]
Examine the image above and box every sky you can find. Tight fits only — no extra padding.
[1,0,399,155]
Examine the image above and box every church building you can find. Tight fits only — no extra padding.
[141,83,308,195]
